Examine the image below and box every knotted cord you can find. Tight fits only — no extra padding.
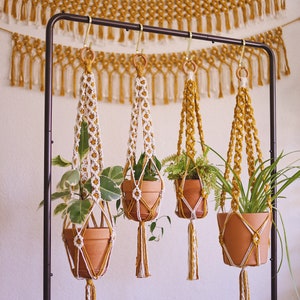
[122,53,164,278]
[218,45,272,300]
[62,46,115,300]
[175,58,208,280]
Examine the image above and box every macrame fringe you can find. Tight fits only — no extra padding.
[85,279,96,300]
[239,268,250,300]
[188,220,199,280]
[9,27,290,104]
[2,0,286,41]
[136,221,150,278]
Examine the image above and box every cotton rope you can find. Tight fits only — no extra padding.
[122,53,164,278]
[175,59,208,280]
[218,57,272,300]
[62,46,115,300]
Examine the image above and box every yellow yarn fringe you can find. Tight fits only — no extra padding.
[2,0,286,41]
[8,27,290,104]
[188,220,199,280]
[136,222,150,278]
[239,268,250,300]
[85,279,96,300]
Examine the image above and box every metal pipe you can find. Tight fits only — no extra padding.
[44,12,277,300]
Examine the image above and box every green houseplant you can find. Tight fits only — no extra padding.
[162,149,220,219]
[40,121,124,224]
[211,146,300,291]
[121,152,164,222]
[41,120,124,281]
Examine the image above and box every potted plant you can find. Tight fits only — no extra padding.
[121,152,164,222]
[211,148,300,268]
[162,149,220,219]
[41,120,124,279]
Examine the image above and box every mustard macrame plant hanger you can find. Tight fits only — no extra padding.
[217,42,272,300]
[62,43,115,300]
[174,41,208,280]
[121,44,164,278]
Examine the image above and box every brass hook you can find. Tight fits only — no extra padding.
[238,39,246,67]
[83,15,93,48]
[185,31,193,61]
[136,24,144,54]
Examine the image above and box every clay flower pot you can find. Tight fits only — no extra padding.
[62,227,112,279]
[175,179,207,219]
[217,212,272,267]
[121,179,162,221]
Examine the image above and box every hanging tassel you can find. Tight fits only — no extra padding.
[239,268,250,300]
[136,221,150,278]
[188,220,199,280]
[85,279,96,300]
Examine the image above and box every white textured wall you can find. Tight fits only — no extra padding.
[0,3,299,300]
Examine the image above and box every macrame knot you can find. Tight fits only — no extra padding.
[252,231,260,246]
[136,64,145,77]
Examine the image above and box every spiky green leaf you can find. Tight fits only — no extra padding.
[150,221,156,233]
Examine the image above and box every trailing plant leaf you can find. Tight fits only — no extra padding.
[148,215,171,242]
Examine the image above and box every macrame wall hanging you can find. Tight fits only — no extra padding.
[2,0,286,41]
[173,47,208,280]
[9,26,290,104]
[121,50,164,278]
[62,45,115,300]
[216,43,272,300]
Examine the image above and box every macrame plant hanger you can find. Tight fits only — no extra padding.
[175,33,208,280]
[121,28,164,278]
[62,25,115,300]
[217,41,273,300]
[43,13,277,300]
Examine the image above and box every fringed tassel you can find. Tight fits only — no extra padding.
[85,279,96,300]
[188,220,199,280]
[239,268,250,300]
[136,222,150,278]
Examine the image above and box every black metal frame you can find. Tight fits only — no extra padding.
[43,12,277,300]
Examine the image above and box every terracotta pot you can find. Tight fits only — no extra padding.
[217,212,272,267]
[175,179,207,219]
[62,227,112,279]
[121,179,162,221]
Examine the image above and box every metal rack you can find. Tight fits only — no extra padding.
[43,12,277,300]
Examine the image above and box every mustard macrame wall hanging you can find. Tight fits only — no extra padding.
[121,49,164,278]
[2,0,286,41]
[215,42,272,300]
[9,26,290,104]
